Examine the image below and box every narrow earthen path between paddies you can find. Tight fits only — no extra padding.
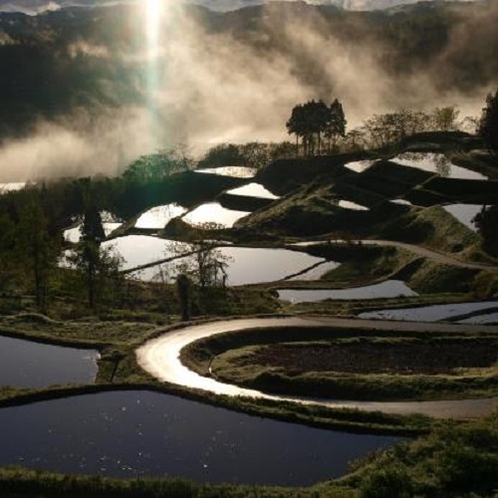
[136,316,498,419]
[295,239,498,272]
[361,239,498,272]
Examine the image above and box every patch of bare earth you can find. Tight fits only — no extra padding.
[251,340,498,375]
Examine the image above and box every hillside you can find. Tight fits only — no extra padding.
[0,0,496,153]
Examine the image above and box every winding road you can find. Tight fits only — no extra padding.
[136,316,498,419]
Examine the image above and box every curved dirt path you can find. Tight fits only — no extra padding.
[136,316,498,419]
[294,239,498,272]
[361,240,498,272]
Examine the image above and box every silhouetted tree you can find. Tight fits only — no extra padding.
[478,88,498,155]
[17,191,61,312]
[176,273,191,321]
[474,205,498,257]
[286,103,307,155]
[431,106,460,131]
[287,99,342,156]
[123,147,192,183]
[68,195,123,309]
[362,109,427,148]
[325,98,347,152]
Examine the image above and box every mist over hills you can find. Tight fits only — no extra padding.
[0,0,494,180]
[0,0,478,14]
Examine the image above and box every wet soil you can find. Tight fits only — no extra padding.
[252,339,498,375]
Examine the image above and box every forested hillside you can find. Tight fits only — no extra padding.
[0,0,496,178]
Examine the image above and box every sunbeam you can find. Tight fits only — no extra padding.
[144,0,167,148]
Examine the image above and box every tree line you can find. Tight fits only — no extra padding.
[286,99,346,156]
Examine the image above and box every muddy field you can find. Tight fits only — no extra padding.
[249,339,498,375]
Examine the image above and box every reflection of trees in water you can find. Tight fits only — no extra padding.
[434,154,451,177]
[396,152,451,177]
[397,152,425,161]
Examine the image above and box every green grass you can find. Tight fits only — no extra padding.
[183,328,498,402]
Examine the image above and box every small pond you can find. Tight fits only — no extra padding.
[135,204,187,230]
[278,280,417,303]
[0,390,401,485]
[225,183,279,199]
[442,204,483,232]
[194,166,257,178]
[182,202,250,228]
[0,335,98,388]
[358,301,498,322]
[393,153,487,180]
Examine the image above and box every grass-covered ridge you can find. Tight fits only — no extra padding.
[181,326,498,402]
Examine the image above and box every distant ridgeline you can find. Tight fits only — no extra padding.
[0,0,494,139]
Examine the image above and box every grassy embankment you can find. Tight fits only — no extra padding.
[182,325,498,402]
[0,311,433,436]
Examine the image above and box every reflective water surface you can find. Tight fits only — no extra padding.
[338,200,369,211]
[0,335,98,388]
[287,261,340,281]
[393,153,487,180]
[215,247,325,285]
[278,280,416,303]
[225,182,279,199]
[359,301,498,322]
[182,202,250,228]
[101,236,192,280]
[194,166,257,178]
[442,204,483,232]
[64,223,122,243]
[0,390,401,485]
[135,204,187,229]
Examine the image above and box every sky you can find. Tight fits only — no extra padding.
[0,0,476,15]
[0,0,489,181]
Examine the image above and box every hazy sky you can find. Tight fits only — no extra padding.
[0,0,475,15]
[0,0,489,182]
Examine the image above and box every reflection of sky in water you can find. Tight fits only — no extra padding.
[390,199,413,206]
[182,202,250,228]
[442,204,483,232]
[217,247,325,285]
[135,204,187,229]
[344,161,371,173]
[459,312,498,324]
[279,280,416,303]
[0,335,98,389]
[287,260,340,281]
[0,390,399,485]
[225,183,279,199]
[393,153,487,180]
[101,236,191,271]
[359,301,498,322]
[64,223,122,243]
[0,182,26,193]
[62,237,329,285]
[338,200,369,211]
[194,166,257,178]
